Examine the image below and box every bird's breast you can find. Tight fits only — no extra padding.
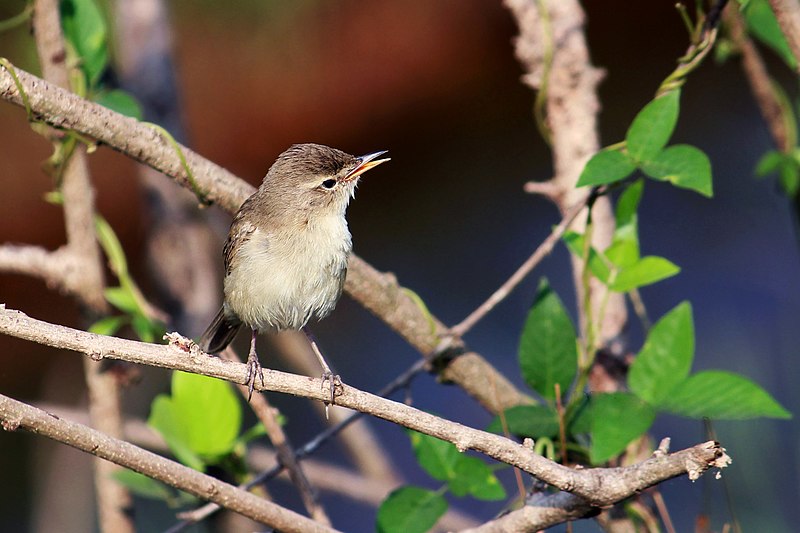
[223,214,352,332]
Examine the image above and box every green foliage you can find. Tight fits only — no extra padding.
[741,0,797,69]
[660,371,791,419]
[626,90,680,163]
[590,393,656,464]
[90,216,165,343]
[576,149,636,187]
[564,181,680,293]
[148,371,243,471]
[60,0,108,87]
[377,487,448,533]
[59,0,143,114]
[577,89,713,197]
[641,144,713,197]
[487,405,560,438]
[378,431,506,532]
[626,303,789,421]
[94,89,144,119]
[519,280,578,401]
[628,302,695,405]
[409,431,506,501]
[756,149,800,197]
[112,469,195,507]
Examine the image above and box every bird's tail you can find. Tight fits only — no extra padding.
[200,307,241,354]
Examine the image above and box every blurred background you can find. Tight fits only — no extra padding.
[1,0,798,531]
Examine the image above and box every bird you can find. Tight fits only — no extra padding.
[200,143,389,399]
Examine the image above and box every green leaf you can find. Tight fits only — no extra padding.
[609,180,644,268]
[519,280,578,400]
[626,90,681,163]
[148,395,205,471]
[131,313,158,343]
[590,392,656,464]
[449,456,506,501]
[104,286,138,314]
[60,0,109,87]
[112,469,172,500]
[576,149,636,187]
[487,405,560,438]
[147,371,242,467]
[755,150,785,176]
[615,179,644,230]
[94,89,143,119]
[605,240,639,269]
[563,232,611,284]
[377,486,447,533]
[641,144,713,197]
[628,302,694,405]
[661,370,791,419]
[565,395,592,435]
[95,216,129,278]
[88,315,126,336]
[410,431,459,482]
[743,0,797,69]
[778,158,800,197]
[609,256,681,292]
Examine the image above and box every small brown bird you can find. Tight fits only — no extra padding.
[200,143,389,398]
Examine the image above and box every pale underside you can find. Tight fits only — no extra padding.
[223,213,352,332]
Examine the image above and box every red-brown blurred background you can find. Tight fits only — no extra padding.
[1,1,798,531]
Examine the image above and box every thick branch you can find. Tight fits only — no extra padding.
[0,394,338,533]
[504,0,626,347]
[0,306,731,508]
[0,65,530,413]
[32,2,126,531]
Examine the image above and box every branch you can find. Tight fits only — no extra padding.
[504,0,627,349]
[219,347,331,525]
[768,0,800,73]
[0,64,530,413]
[0,394,338,533]
[0,306,731,510]
[727,5,793,153]
[0,245,74,291]
[31,2,127,531]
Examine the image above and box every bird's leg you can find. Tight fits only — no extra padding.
[245,328,265,401]
[304,330,341,410]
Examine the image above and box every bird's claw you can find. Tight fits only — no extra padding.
[320,371,342,418]
[245,352,265,401]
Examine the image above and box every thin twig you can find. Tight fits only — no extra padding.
[450,190,592,338]
[219,347,331,525]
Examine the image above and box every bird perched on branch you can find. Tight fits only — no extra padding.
[200,143,390,398]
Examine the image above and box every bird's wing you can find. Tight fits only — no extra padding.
[223,212,258,276]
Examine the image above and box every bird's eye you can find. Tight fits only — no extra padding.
[320,179,337,190]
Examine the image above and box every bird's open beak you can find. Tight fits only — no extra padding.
[343,150,390,182]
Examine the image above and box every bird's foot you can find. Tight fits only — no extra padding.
[320,371,342,418]
[245,350,265,401]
